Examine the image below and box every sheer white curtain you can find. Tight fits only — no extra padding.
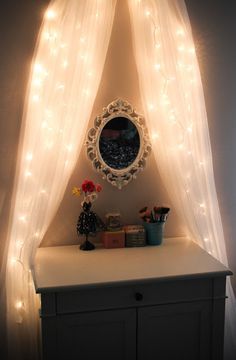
[128,0,236,358]
[0,0,116,358]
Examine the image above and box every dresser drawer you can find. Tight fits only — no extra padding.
[55,278,212,315]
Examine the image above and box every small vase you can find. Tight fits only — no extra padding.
[143,222,165,246]
[80,236,95,251]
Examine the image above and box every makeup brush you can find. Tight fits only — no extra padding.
[153,206,170,222]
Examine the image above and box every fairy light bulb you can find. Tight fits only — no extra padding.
[62,60,68,68]
[32,94,40,102]
[169,114,176,122]
[16,240,24,248]
[56,84,65,91]
[83,89,90,96]
[178,45,185,52]
[18,215,27,223]
[176,28,185,36]
[151,133,159,140]
[33,78,42,87]
[26,153,33,161]
[60,43,67,49]
[34,63,43,74]
[11,258,17,266]
[188,47,195,54]
[41,121,48,129]
[25,171,32,178]
[66,144,73,152]
[45,9,56,20]
[44,31,52,41]
[15,300,23,310]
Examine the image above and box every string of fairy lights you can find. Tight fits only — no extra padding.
[139,5,222,260]
[7,2,115,324]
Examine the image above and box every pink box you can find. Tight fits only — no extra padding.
[101,230,125,249]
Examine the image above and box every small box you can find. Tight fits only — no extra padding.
[124,225,146,247]
[105,212,121,231]
[101,230,125,249]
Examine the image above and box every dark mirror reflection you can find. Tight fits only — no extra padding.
[99,117,140,170]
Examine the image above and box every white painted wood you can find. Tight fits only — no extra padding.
[33,238,232,360]
[56,309,136,360]
[33,237,231,292]
[138,301,211,360]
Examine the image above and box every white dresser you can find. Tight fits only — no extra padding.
[33,237,232,360]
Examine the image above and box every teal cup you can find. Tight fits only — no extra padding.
[144,222,164,246]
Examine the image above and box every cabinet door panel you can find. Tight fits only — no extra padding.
[138,301,211,360]
[56,308,136,360]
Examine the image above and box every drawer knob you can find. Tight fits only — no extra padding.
[135,292,143,301]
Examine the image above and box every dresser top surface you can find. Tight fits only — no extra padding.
[33,237,232,293]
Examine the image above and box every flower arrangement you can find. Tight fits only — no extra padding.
[72,179,103,251]
[72,179,102,204]
[139,206,170,223]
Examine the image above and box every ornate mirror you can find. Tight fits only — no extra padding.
[86,98,151,189]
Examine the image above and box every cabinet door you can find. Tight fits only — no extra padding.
[56,308,136,360]
[138,301,211,360]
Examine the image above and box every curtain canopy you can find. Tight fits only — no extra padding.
[0,0,235,359]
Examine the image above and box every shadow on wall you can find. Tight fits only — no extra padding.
[185,0,236,296]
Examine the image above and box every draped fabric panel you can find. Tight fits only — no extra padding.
[0,0,116,358]
[128,0,236,358]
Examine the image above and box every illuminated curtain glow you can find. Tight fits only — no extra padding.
[128,0,236,358]
[1,0,116,358]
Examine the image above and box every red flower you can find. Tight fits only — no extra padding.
[82,180,95,193]
[96,184,102,193]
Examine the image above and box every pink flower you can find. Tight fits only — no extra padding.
[145,210,151,217]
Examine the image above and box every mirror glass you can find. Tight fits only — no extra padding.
[99,117,140,170]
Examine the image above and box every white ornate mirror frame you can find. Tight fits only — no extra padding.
[86,98,151,189]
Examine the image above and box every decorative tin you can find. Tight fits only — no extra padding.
[105,211,121,231]
[101,230,125,249]
[124,225,146,247]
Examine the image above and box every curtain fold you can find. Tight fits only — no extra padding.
[0,0,116,358]
[128,0,236,358]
